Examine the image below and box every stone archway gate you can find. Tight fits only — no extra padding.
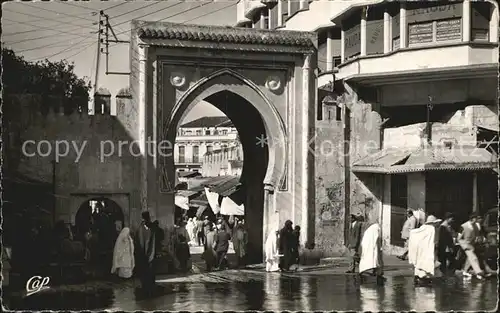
[129,21,317,249]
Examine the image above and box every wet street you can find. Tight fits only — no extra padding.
[9,268,496,311]
[111,271,497,311]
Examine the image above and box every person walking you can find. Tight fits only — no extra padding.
[278,220,295,272]
[186,218,195,245]
[232,219,248,268]
[203,222,217,272]
[474,216,495,277]
[346,214,363,273]
[265,230,280,272]
[398,210,418,260]
[291,225,301,270]
[196,217,205,246]
[111,227,135,279]
[359,222,385,284]
[438,213,457,274]
[458,214,484,280]
[137,211,157,293]
[408,215,442,284]
[214,224,231,270]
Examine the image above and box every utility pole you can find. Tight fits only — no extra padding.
[103,13,110,73]
[426,95,433,145]
[92,10,105,114]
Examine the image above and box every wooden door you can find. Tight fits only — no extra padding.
[390,174,408,247]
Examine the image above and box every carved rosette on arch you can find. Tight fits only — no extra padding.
[265,75,281,92]
[170,72,187,88]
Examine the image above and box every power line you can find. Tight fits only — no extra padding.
[2,25,84,39]
[23,3,96,22]
[2,17,91,39]
[5,32,83,45]
[14,35,94,53]
[31,40,96,62]
[183,2,236,23]
[103,2,131,11]
[60,1,100,13]
[108,1,162,21]
[112,1,213,37]
[4,8,92,29]
[31,36,95,61]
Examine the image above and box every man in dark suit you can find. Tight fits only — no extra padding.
[346,214,363,273]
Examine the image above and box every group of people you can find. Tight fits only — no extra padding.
[398,210,495,283]
[343,210,496,285]
[265,220,302,272]
[175,215,249,272]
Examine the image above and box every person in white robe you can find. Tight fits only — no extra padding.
[265,230,280,272]
[359,223,384,281]
[408,215,443,283]
[186,218,195,245]
[111,227,135,279]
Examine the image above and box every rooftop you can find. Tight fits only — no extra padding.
[134,21,316,48]
[180,116,233,128]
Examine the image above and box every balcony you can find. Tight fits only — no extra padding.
[336,42,498,84]
[176,133,238,142]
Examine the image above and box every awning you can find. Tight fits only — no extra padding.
[208,176,241,197]
[190,193,208,207]
[174,195,190,211]
[352,146,498,174]
[205,187,221,215]
[220,196,244,216]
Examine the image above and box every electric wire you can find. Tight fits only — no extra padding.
[59,1,101,12]
[110,2,184,29]
[4,8,93,29]
[23,3,97,22]
[106,1,163,20]
[112,1,213,37]
[2,17,91,39]
[31,36,95,61]
[182,2,236,23]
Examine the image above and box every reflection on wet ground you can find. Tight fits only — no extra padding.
[113,272,497,311]
[8,271,498,311]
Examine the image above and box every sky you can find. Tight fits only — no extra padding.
[2,0,238,122]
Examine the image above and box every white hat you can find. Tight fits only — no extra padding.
[425,215,442,224]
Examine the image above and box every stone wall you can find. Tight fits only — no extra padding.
[4,94,142,230]
[346,92,383,226]
[314,88,383,255]
[314,118,345,255]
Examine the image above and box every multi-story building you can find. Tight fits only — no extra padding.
[202,144,244,177]
[174,116,240,172]
[236,0,499,255]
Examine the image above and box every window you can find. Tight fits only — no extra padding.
[318,30,328,73]
[205,130,210,135]
[366,5,384,55]
[192,146,199,163]
[221,130,228,135]
[262,9,269,30]
[343,11,362,61]
[406,2,463,47]
[178,146,185,163]
[471,1,491,41]
[196,130,202,136]
[206,145,213,153]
